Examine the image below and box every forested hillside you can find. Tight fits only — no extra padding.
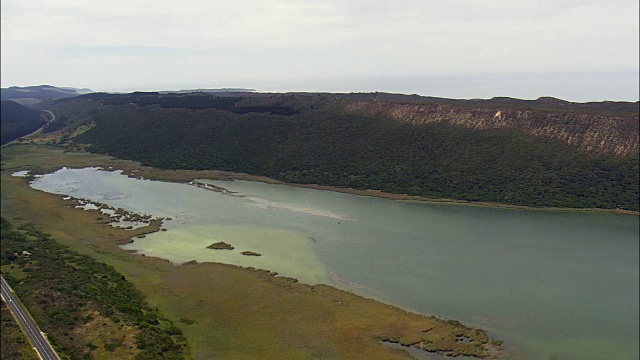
[46,92,639,211]
[0,101,47,145]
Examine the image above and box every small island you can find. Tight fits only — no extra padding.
[207,241,234,250]
[241,251,261,256]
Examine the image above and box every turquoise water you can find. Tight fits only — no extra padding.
[30,168,639,359]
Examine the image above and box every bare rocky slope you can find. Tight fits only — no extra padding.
[345,100,639,158]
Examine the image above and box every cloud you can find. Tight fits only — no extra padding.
[62,45,244,58]
[1,0,638,99]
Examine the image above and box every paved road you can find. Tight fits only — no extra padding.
[1,276,60,360]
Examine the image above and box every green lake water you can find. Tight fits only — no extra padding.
[30,168,639,359]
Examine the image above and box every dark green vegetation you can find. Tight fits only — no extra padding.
[41,115,69,134]
[0,218,189,360]
[47,92,639,211]
[75,92,299,115]
[0,101,47,145]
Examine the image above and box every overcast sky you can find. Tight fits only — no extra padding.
[1,0,638,101]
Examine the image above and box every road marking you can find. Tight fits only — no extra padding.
[2,277,59,360]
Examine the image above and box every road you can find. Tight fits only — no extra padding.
[1,276,60,360]
[1,109,55,148]
[42,110,56,123]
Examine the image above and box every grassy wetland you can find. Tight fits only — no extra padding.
[1,144,502,359]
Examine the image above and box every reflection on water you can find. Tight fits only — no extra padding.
[30,167,639,360]
[243,194,354,221]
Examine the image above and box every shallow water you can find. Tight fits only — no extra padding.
[30,168,639,360]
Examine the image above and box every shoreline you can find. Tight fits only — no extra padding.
[278,182,640,216]
[3,143,637,216]
[187,171,639,217]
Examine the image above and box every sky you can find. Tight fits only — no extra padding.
[1,0,638,101]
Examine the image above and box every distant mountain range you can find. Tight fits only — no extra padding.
[163,88,256,94]
[1,85,93,107]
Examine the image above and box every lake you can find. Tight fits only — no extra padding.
[29,167,639,360]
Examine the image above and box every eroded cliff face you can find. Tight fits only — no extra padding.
[345,101,639,158]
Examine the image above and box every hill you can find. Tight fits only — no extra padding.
[338,93,639,114]
[0,100,47,145]
[1,85,92,107]
[38,91,640,211]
